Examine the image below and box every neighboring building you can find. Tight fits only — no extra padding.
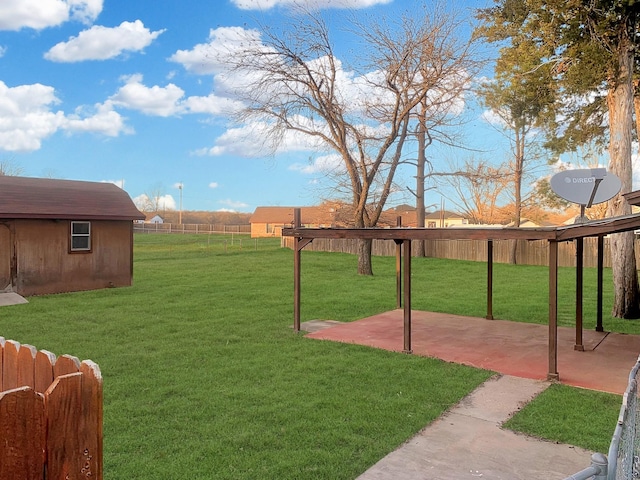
[146,214,164,224]
[0,176,145,296]
[506,218,557,228]
[425,210,468,228]
[384,206,469,228]
[252,204,470,236]
[250,206,334,237]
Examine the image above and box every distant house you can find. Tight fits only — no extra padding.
[425,210,468,228]
[383,206,468,228]
[0,176,145,296]
[506,218,556,228]
[250,206,334,238]
[146,214,164,224]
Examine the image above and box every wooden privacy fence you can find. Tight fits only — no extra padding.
[282,236,640,268]
[0,338,102,480]
[134,223,250,234]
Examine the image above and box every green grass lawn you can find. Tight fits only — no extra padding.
[0,234,494,479]
[0,234,635,477]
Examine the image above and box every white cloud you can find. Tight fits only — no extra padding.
[209,182,219,189]
[634,148,640,190]
[0,82,65,151]
[63,101,132,136]
[230,0,391,10]
[169,26,263,75]
[202,120,324,157]
[108,74,243,118]
[0,46,6,58]
[102,179,125,189]
[481,109,506,128]
[133,193,176,211]
[45,20,165,62]
[184,94,244,116]
[110,74,185,117]
[173,182,184,189]
[219,199,249,210]
[160,195,177,210]
[0,0,102,31]
[0,81,131,152]
[289,154,343,174]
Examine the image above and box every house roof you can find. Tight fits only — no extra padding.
[0,176,145,221]
[250,206,334,225]
[425,210,465,220]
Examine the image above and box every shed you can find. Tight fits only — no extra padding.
[0,176,145,296]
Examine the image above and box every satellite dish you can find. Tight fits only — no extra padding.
[550,168,621,207]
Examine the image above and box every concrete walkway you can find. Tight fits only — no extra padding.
[300,317,621,479]
[0,292,27,306]
[356,375,593,480]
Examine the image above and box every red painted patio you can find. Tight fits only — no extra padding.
[305,309,640,395]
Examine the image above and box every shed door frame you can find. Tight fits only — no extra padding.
[0,223,14,292]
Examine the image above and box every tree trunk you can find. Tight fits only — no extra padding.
[606,39,640,319]
[357,238,373,275]
[415,104,427,258]
[509,132,524,265]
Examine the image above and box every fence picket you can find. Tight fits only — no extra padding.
[0,337,4,391]
[79,361,103,478]
[45,372,83,480]
[53,354,81,378]
[3,340,20,391]
[0,387,45,480]
[17,344,37,389]
[35,350,56,394]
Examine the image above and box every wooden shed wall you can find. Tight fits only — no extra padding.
[12,219,134,296]
[0,225,10,291]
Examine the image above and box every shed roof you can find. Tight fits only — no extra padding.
[0,176,145,221]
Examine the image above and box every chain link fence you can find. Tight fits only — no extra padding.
[564,354,640,480]
[607,355,640,479]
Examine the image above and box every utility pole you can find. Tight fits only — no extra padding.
[178,183,183,224]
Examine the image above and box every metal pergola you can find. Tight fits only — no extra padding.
[283,208,640,381]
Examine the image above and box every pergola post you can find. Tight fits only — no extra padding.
[596,235,604,332]
[395,216,402,310]
[575,237,584,351]
[548,240,559,380]
[486,240,494,320]
[293,208,301,333]
[403,239,412,354]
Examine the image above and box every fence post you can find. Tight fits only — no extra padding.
[591,452,607,480]
[562,453,607,480]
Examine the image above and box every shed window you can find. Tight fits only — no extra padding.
[70,221,91,252]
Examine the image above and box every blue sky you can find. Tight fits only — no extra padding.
[0,0,502,213]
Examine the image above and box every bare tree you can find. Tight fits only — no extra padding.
[0,157,23,176]
[439,158,510,224]
[370,4,483,257]
[221,4,480,274]
[137,183,171,214]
